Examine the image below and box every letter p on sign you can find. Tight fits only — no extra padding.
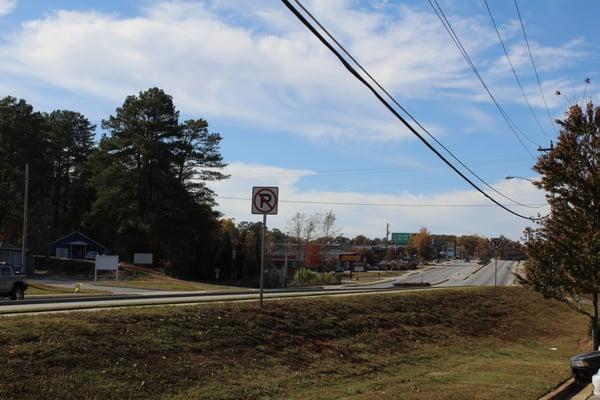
[252,187,279,215]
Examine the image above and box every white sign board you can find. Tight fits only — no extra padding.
[95,255,119,281]
[134,253,153,265]
[252,186,279,215]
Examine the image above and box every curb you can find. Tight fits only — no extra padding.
[538,377,586,400]
[538,377,574,400]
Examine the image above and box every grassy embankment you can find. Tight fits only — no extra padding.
[92,265,243,292]
[26,282,108,295]
[0,287,588,399]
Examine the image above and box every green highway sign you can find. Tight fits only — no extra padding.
[391,232,413,245]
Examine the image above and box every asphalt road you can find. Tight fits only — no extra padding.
[393,259,520,287]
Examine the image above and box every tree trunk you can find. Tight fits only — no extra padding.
[593,292,599,351]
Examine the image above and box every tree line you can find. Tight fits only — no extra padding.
[0,88,229,278]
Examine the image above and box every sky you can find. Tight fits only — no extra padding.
[0,0,598,240]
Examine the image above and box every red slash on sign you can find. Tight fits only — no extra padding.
[252,187,279,215]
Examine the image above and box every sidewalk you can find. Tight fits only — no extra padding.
[572,384,593,399]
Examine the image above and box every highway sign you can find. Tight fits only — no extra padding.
[252,187,279,215]
[491,238,502,249]
[391,232,413,245]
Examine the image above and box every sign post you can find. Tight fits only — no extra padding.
[252,186,279,307]
[491,238,502,287]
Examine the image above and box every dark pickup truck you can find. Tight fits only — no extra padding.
[0,264,28,300]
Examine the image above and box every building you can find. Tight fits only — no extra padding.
[0,244,24,268]
[49,231,106,259]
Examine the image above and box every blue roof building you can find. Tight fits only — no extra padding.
[49,231,106,259]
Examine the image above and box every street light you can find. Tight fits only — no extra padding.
[505,176,535,183]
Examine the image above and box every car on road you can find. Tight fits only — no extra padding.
[570,351,600,383]
[0,263,28,300]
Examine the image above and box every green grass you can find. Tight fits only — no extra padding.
[0,287,588,399]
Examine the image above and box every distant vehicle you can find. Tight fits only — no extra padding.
[464,257,471,262]
[334,266,344,273]
[571,351,600,383]
[85,251,99,260]
[0,264,28,301]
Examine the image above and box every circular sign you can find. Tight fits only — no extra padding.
[253,188,278,213]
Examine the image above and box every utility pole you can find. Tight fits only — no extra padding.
[385,223,390,271]
[537,140,554,153]
[21,164,29,272]
[283,242,288,288]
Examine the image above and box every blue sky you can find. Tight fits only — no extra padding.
[0,0,597,240]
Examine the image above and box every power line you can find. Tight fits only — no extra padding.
[280,0,546,221]
[483,0,550,140]
[514,0,557,134]
[291,0,536,210]
[218,195,547,208]
[427,0,538,159]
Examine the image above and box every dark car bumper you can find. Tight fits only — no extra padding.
[572,367,594,383]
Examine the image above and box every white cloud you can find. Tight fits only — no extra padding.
[0,1,581,144]
[0,0,15,16]
[209,162,547,240]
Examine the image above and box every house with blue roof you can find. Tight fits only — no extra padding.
[49,231,106,259]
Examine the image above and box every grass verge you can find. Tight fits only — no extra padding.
[340,270,407,284]
[26,282,109,295]
[92,264,244,292]
[0,287,588,399]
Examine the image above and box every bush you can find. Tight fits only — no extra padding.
[291,269,341,286]
[478,256,491,266]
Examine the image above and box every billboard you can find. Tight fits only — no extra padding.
[95,255,119,281]
[134,253,153,265]
[391,232,413,245]
[339,253,365,263]
[96,255,118,270]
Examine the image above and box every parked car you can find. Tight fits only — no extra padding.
[85,251,99,260]
[571,351,600,383]
[0,263,28,300]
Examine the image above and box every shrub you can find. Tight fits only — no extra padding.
[291,269,341,286]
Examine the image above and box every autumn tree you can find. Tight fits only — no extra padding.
[519,102,600,349]
[458,235,479,258]
[352,235,370,245]
[408,227,433,264]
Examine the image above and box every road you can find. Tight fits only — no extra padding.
[391,259,520,287]
[1,260,520,314]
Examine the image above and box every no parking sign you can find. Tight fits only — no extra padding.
[252,187,279,215]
